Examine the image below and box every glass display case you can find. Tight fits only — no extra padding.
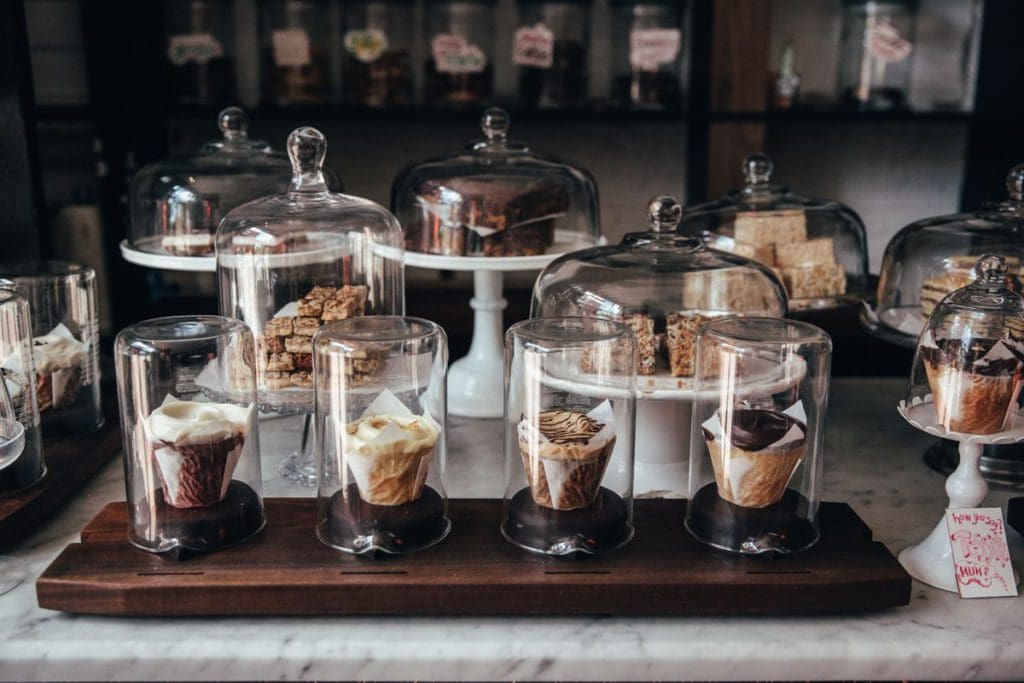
[260,0,331,105]
[165,0,236,105]
[838,0,917,110]
[610,0,686,110]
[392,108,600,258]
[0,262,102,437]
[686,317,831,556]
[0,289,44,494]
[513,0,592,109]
[678,154,870,311]
[341,0,415,107]
[424,0,496,107]
[502,317,635,555]
[216,126,404,413]
[314,316,450,555]
[114,315,265,555]
[532,195,786,493]
[867,163,1024,348]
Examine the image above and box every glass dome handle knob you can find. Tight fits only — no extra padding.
[288,126,327,175]
[743,153,773,185]
[1006,163,1024,202]
[647,195,682,232]
[975,253,1007,285]
[481,107,509,142]
[218,106,248,141]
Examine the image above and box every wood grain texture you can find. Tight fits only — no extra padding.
[36,498,911,617]
[0,388,120,550]
[709,0,771,112]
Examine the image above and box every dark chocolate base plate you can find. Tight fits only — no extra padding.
[40,388,104,438]
[686,483,819,557]
[501,487,633,556]
[318,484,450,556]
[130,480,265,559]
[0,428,45,494]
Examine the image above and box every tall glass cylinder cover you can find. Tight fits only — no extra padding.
[0,262,103,437]
[260,0,332,105]
[502,317,635,555]
[838,0,916,110]
[514,0,591,109]
[342,0,415,107]
[610,0,686,110]
[314,316,450,555]
[216,126,404,412]
[424,0,496,107]
[686,317,831,556]
[0,290,44,493]
[164,0,237,105]
[114,316,265,555]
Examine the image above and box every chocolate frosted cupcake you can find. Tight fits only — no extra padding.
[517,403,616,511]
[921,331,1024,434]
[343,414,439,506]
[147,399,252,509]
[703,408,806,508]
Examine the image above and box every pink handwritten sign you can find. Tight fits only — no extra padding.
[945,508,1018,598]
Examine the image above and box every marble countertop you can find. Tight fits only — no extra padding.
[2,377,1024,681]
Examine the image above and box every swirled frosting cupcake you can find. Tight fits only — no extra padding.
[343,414,439,506]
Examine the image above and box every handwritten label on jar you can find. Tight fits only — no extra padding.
[945,508,1017,598]
[512,23,555,69]
[865,21,912,64]
[630,28,681,71]
[344,28,389,64]
[167,33,224,66]
[272,28,312,67]
[432,34,487,74]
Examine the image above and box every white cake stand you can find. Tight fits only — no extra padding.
[897,396,1024,592]
[404,249,567,418]
[120,240,217,272]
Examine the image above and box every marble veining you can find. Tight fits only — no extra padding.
[0,378,1022,681]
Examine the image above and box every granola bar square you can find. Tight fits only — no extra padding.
[293,317,321,337]
[266,352,295,372]
[296,297,324,318]
[264,316,294,337]
[285,336,313,354]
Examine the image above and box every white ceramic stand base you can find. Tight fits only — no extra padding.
[897,398,1024,592]
[635,399,691,496]
[120,239,216,272]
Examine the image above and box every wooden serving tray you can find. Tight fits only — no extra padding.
[36,498,910,616]
[0,391,120,550]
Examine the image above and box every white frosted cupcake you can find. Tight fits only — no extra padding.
[33,328,88,412]
[343,414,439,506]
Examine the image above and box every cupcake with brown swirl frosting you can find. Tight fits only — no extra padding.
[517,401,617,511]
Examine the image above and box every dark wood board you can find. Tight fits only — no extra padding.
[36,498,910,617]
[0,389,120,550]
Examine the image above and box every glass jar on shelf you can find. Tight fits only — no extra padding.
[391,107,600,257]
[114,315,265,555]
[0,289,44,494]
[424,0,496,108]
[838,0,917,110]
[677,154,869,311]
[0,262,102,437]
[513,0,592,109]
[314,316,450,555]
[610,0,686,110]
[341,0,415,107]
[216,126,404,412]
[867,163,1024,348]
[260,0,332,106]
[164,0,236,106]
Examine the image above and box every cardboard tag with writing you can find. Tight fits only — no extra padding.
[945,508,1018,598]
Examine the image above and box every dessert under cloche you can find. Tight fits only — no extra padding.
[390,107,600,258]
[677,154,869,311]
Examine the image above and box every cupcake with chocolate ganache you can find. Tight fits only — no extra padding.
[517,402,617,511]
[703,407,806,508]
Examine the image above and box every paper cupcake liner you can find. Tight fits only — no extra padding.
[707,438,805,509]
[153,433,245,509]
[924,360,1021,434]
[518,435,616,511]
[346,443,435,506]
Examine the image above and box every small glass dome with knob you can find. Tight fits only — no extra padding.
[870,164,1024,347]
[677,153,869,311]
[390,107,600,257]
[215,126,404,412]
[129,107,340,259]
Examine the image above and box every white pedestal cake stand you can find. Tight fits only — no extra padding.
[120,240,217,272]
[404,249,564,418]
[897,397,1024,592]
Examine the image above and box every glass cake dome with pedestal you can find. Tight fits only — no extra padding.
[867,164,1024,348]
[129,107,340,258]
[391,107,600,257]
[215,126,404,413]
[677,154,869,311]
[531,195,787,495]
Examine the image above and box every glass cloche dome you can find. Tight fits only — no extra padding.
[215,126,404,411]
[868,164,1024,348]
[391,107,600,257]
[677,154,869,311]
[532,196,788,386]
[129,106,340,258]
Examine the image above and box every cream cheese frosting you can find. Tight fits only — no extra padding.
[33,332,88,373]
[343,414,439,456]
[148,399,251,445]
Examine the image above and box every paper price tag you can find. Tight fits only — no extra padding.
[945,507,1018,598]
[432,33,487,74]
[167,33,224,66]
[630,28,681,71]
[865,21,912,64]
[512,23,554,69]
[272,28,312,67]
[344,28,388,64]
